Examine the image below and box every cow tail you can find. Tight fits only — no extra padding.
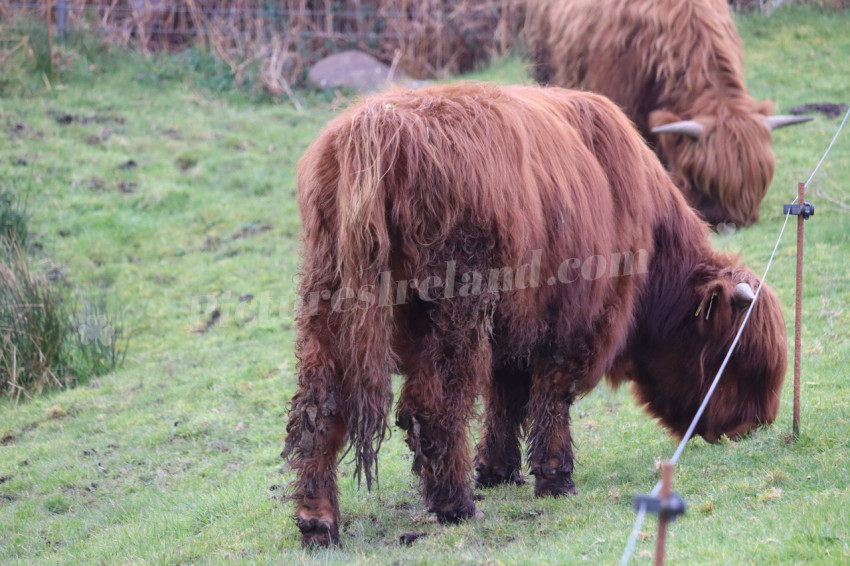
[332,108,403,490]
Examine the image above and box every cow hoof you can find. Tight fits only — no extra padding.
[532,469,577,498]
[297,516,340,548]
[535,483,578,498]
[433,500,478,524]
[474,464,526,488]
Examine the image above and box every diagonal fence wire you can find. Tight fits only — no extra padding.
[805,106,850,189]
[619,208,795,565]
[619,105,850,566]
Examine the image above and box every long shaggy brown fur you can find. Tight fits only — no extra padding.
[526,0,778,227]
[283,83,787,546]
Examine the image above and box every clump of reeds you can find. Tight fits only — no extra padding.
[0,238,67,403]
[0,189,128,403]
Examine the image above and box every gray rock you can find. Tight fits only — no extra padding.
[308,50,393,92]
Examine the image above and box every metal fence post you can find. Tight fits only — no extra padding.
[654,462,673,566]
[793,181,805,439]
[45,0,53,77]
[57,0,67,40]
[783,182,814,441]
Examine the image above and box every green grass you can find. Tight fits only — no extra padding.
[1,6,849,564]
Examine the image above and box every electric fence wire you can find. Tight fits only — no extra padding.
[619,105,850,565]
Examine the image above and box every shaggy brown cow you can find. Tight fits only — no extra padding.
[526,0,811,227]
[282,83,787,547]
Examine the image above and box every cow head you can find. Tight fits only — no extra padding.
[623,262,787,444]
[649,103,811,228]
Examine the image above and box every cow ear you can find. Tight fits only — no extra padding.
[694,281,735,334]
[757,100,776,116]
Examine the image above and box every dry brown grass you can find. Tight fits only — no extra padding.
[1,1,525,94]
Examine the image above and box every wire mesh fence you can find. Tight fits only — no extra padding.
[0,1,527,92]
[729,0,850,11]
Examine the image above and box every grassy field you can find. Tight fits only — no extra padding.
[1,6,849,564]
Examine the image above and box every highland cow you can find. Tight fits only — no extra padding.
[526,0,811,227]
[282,83,787,547]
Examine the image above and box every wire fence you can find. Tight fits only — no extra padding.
[0,1,526,93]
[619,104,850,565]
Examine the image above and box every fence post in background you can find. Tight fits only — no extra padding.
[325,0,333,37]
[133,0,150,55]
[44,0,53,78]
[499,0,509,55]
[401,0,408,41]
[57,0,67,40]
[185,0,206,54]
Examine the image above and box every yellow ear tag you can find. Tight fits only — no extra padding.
[695,291,719,319]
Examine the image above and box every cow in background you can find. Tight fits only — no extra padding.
[526,0,811,227]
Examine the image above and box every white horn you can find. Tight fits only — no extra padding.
[733,282,756,306]
[764,115,814,131]
[651,120,705,139]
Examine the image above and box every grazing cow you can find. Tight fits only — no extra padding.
[282,83,787,547]
[525,0,811,227]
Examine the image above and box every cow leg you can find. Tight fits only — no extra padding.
[526,371,578,497]
[474,362,530,487]
[395,328,490,524]
[282,328,347,547]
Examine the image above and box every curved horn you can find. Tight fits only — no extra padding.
[764,115,814,131]
[651,120,705,139]
[733,282,756,307]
